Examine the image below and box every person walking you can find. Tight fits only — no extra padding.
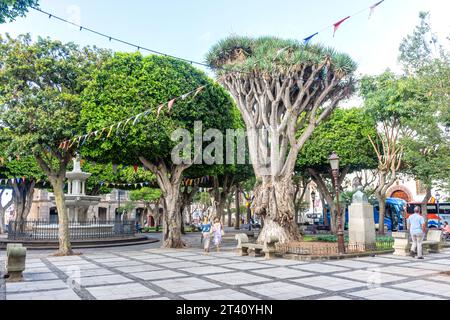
[407,206,426,259]
[212,218,224,253]
[200,217,212,254]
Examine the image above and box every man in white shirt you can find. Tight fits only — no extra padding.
[407,206,426,259]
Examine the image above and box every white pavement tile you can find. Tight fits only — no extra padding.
[338,270,406,284]
[259,259,308,267]
[377,266,438,277]
[6,279,69,293]
[153,277,220,293]
[427,275,450,283]
[162,252,200,258]
[424,259,450,266]
[115,265,162,273]
[243,282,323,300]
[355,257,409,265]
[318,296,351,300]
[180,266,235,275]
[138,257,182,264]
[23,272,60,281]
[75,274,133,287]
[252,267,313,279]
[162,261,204,269]
[324,260,381,269]
[91,257,130,263]
[98,260,144,268]
[24,266,52,274]
[67,268,115,278]
[292,263,350,273]
[392,280,450,298]
[55,264,104,272]
[134,270,188,281]
[87,283,159,300]
[6,288,80,300]
[292,276,366,291]
[182,289,260,300]
[200,258,240,265]
[180,255,216,261]
[349,287,443,300]
[402,262,450,272]
[224,262,277,270]
[206,272,271,286]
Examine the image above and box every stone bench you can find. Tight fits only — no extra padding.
[235,234,279,258]
[235,233,263,257]
[423,230,443,253]
[4,243,27,282]
[263,236,280,260]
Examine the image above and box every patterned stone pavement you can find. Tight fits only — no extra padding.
[1,245,449,300]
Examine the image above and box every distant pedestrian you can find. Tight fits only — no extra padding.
[212,218,223,252]
[407,206,426,259]
[200,217,212,254]
[442,221,450,240]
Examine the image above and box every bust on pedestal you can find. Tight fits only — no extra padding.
[348,186,376,251]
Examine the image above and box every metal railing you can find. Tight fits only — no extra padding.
[7,219,136,241]
[276,240,395,256]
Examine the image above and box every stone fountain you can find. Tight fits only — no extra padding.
[65,154,101,222]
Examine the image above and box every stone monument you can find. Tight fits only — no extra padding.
[348,186,376,251]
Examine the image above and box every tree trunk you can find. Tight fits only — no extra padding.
[11,180,36,225]
[226,196,232,227]
[254,176,300,244]
[0,188,13,234]
[234,186,241,230]
[51,176,73,255]
[377,194,387,235]
[163,185,184,248]
[421,186,432,231]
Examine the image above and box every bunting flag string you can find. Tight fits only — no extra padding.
[182,176,211,187]
[58,85,207,151]
[33,1,387,76]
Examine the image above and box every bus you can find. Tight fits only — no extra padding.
[406,202,450,229]
[321,198,407,231]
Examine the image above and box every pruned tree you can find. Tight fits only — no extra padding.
[81,52,235,248]
[207,37,357,243]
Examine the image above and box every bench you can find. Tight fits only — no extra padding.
[263,236,280,260]
[235,234,280,258]
[422,230,443,254]
[235,233,263,257]
[5,243,27,282]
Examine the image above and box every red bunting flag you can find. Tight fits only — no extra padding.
[369,0,384,19]
[133,165,139,173]
[333,16,351,37]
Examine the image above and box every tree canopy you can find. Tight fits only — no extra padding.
[0,0,38,23]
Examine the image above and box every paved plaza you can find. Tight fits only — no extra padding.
[1,237,449,301]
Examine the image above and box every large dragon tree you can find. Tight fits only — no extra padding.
[207,36,357,243]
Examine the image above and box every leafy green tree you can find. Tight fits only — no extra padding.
[207,36,357,244]
[0,34,111,255]
[361,72,430,234]
[0,0,38,23]
[297,108,378,233]
[398,11,450,219]
[81,52,235,248]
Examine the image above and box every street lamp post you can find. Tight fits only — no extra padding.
[329,151,346,254]
[311,190,316,223]
[436,192,441,229]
